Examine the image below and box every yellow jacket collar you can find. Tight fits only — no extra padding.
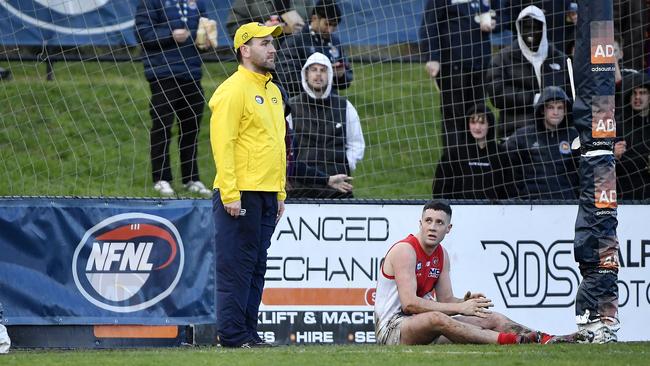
[238,65,273,86]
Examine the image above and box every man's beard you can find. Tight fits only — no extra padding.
[309,83,326,94]
[254,59,275,73]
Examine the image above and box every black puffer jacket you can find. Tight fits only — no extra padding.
[502,86,579,200]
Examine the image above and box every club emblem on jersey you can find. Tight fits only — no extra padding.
[271,97,278,104]
[559,141,571,154]
[432,257,439,266]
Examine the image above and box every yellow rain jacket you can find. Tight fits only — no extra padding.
[209,65,287,204]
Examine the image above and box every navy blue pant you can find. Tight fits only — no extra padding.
[213,191,278,347]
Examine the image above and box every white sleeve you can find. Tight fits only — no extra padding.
[345,100,365,172]
[286,113,293,130]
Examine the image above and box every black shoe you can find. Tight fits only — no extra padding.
[239,340,276,348]
[254,341,277,348]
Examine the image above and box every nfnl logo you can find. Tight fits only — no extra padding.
[72,213,184,313]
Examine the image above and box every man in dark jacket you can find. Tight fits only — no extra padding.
[616,72,650,200]
[487,5,570,139]
[502,86,579,200]
[420,0,495,150]
[135,0,212,197]
[275,0,352,97]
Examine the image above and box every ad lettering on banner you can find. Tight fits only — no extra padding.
[260,204,650,342]
[591,95,616,139]
[590,21,616,68]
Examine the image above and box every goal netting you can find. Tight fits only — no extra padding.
[0,0,647,200]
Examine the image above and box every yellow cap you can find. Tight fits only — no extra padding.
[233,22,282,51]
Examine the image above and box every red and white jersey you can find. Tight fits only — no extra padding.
[374,234,445,327]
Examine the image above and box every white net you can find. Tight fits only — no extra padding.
[0,0,647,200]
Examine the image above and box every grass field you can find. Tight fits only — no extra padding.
[3,343,649,366]
[0,59,441,199]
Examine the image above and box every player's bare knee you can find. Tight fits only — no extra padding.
[486,311,507,323]
[426,311,450,329]
[482,312,505,329]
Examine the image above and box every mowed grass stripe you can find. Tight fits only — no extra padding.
[3,343,649,366]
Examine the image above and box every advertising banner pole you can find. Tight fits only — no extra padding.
[572,0,620,343]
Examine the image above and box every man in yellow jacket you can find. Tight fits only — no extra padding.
[208,22,286,348]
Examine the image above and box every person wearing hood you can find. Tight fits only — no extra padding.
[505,1,574,51]
[502,86,579,200]
[486,5,570,139]
[288,52,365,198]
[275,0,352,97]
[616,72,650,200]
[419,0,496,150]
[432,104,509,200]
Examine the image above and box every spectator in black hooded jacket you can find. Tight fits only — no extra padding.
[432,104,508,200]
[486,5,570,139]
[505,1,573,52]
[502,86,579,200]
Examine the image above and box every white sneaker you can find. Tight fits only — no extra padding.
[185,181,212,197]
[153,180,175,196]
[576,311,619,344]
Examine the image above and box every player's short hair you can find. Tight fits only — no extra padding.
[422,200,452,219]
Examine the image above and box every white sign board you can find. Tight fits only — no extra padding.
[260,203,649,342]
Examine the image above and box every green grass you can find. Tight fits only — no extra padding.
[3,343,649,366]
[0,60,440,198]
